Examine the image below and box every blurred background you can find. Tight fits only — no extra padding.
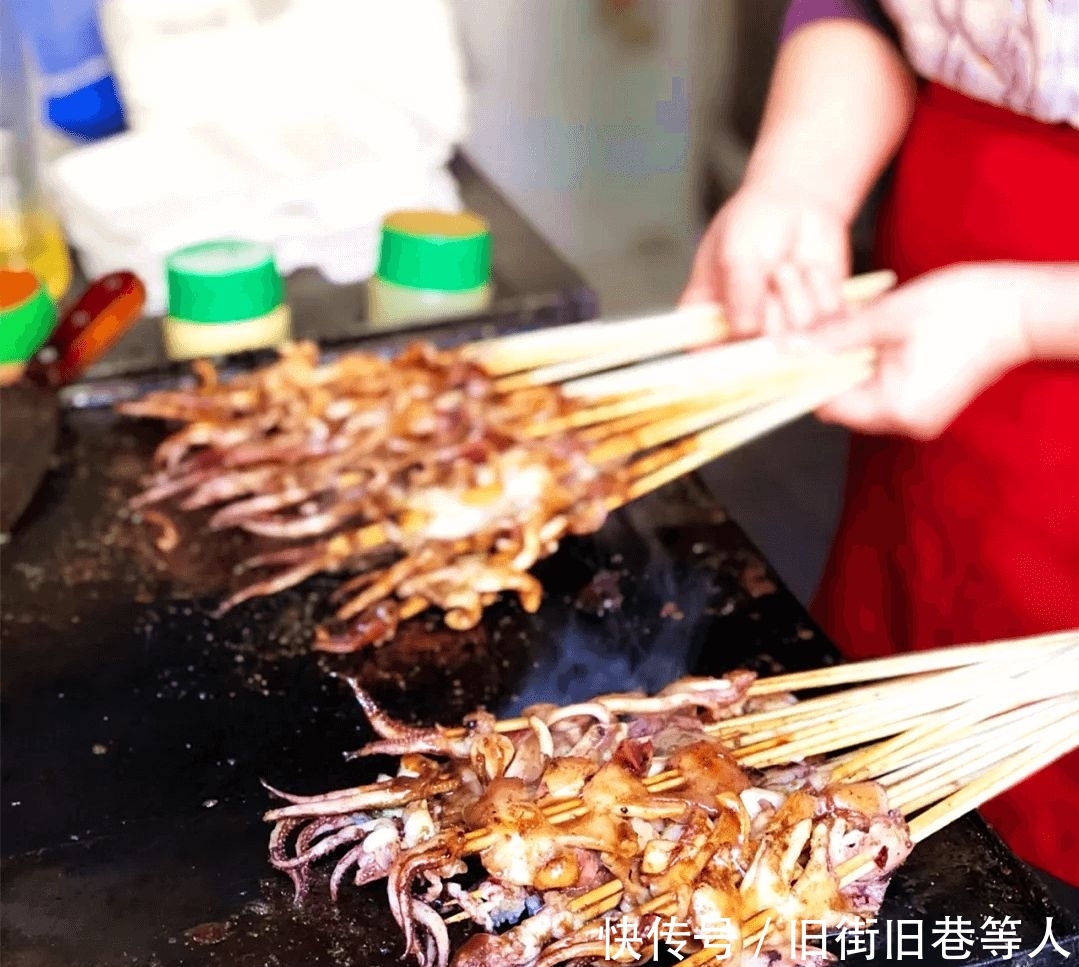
[459,0,767,316]
[2,0,867,606]
[454,0,856,610]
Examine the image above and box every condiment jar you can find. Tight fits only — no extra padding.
[0,269,57,386]
[162,240,291,361]
[368,210,492,327]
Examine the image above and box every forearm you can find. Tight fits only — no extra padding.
[743,20,916,223]
[1015,263,1079,362]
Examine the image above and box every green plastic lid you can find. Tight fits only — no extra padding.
[377,211,491,292]
[166,240,284,324]
[0,269,57,364]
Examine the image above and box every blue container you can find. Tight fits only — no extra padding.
[8,0,125,141]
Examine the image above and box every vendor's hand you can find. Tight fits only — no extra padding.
[806,265,1028,439]
[680,184,851,337]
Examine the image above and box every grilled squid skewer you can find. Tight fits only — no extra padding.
[262,676,913,967]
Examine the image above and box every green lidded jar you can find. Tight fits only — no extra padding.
[0,268,56,384]
[163,239,291,360]
[368,210,492,328]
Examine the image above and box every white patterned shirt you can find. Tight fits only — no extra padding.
[785,0,1079,126]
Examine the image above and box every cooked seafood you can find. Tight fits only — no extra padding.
[263,672,914,967]
[120,342,632,651]
[120,281,905,651]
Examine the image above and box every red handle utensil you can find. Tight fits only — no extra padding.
[26,271,146,388]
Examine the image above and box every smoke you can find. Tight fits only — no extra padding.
[493,507,716,717]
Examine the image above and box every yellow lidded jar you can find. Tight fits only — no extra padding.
[368,210,492,328]
[162,240,291,360]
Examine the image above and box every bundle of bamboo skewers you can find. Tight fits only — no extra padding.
[119,271,898,651]
[262,629,1079,967]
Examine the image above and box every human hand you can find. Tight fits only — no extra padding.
[680,184,851,337]
[804,265,1029,439]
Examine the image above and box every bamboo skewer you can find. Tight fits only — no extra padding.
[615,354,874,507]
[746,629,1076,695]
[460,768,687,852]
[557,337,875,411]
[829,648,1079,783]
[567,877,623,913]
[493,315,730,391]
[835,715,1079,887]
[436,630,1075,741]
[463,304,727,377]
[443,869,638,926]
[524,390,733,439]
[708,673,941,745]
[465,269,896,380]
[721,660,1004,742]
[906,729,1079,842]
[831,268,900,303]
[733,650,1072,768]
[735,712,930,769]
[833,685,1078,788]
[580,346,882,466]
[560,338,791,400]
[588,386,811,466]
[889,706,1077,814]
[873,697,1071,789]
[575,396,730,443]
[305,348,866,600]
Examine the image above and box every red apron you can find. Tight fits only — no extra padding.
[813,82,1079,887]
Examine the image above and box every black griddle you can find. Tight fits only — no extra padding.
[2,403,1076,967]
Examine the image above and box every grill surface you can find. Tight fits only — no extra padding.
[2,403,1076,967]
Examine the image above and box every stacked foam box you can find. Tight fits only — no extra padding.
[47,0,470,314]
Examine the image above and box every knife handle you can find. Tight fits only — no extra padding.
[27,272,146,388]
